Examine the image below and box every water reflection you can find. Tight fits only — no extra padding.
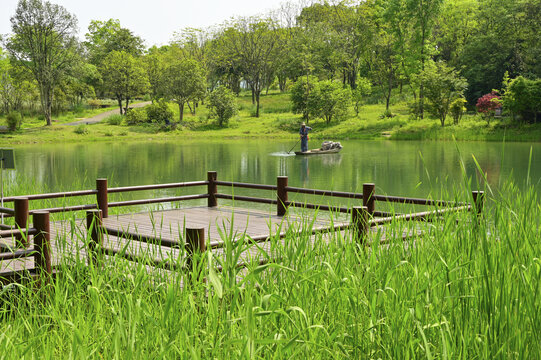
[6,140,541,198]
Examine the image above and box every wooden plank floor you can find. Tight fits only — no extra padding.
[1,206,352,275]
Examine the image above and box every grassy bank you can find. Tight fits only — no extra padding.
[1,177,540,358]
[1,91,540,145]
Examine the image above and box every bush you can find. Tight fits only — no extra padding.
[450,97,467,125]
[73,125,88,135]
[145,100,173,124]
[207,86,238,127]
[106,114,123,125]
[476,91,501,125]
[87,99,101,110]
[504,76,541,123]
[125,108,147,125]
[6,112,22,131]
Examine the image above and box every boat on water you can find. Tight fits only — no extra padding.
[295,148,342,155]
[295,140,343,155]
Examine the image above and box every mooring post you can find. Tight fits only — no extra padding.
[185,227,206,278]
[277,176,288,216]
[86,209,103,266]
[472,190,485,217]
[352,206,369,243]
[14,197,29,247]
[208,171,217,207]
[33,211,52,282]
[96,178,108,219]
[363,183,375,217]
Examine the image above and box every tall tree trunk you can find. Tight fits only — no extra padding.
[419,28,426,120]
[251,86,255,104]
[255,90,260,118]
[39,83,52,126]
[179,102,184,122]
[117,96,123,115]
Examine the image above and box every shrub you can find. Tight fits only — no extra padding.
[6,112,22,131]
[504,76,541,123]
[145,100,173,124]
[106,114,123,125]
[308,80,351,124]
[450,97,467,125]
[476,91,501,125]
[87,99,101,110]
[73,125,88,135]
[207,86,238,127]
[290,76,318,120]
[125,108,147,125]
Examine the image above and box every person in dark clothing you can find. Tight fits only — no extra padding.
[299,122,312,152]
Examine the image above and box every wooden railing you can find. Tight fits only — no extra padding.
[0,171,484,275]
[0,212,52,285]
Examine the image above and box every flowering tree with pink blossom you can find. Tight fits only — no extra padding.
[476,91,502,125]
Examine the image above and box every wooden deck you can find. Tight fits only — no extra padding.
[1,206,354,275]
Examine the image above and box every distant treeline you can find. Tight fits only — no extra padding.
[1,0,540,125]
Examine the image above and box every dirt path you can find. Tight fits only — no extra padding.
[63,101,151,126]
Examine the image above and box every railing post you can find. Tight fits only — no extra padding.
[207,171,217,207]
[277,176,288,216]
[86,209,103,266]
[472,190,485,217]
[185,227,206,278]
[97,178,108,219]
[352,206,369,244]
[14,197,29,247]
[33,211,52,282]
[363,183,375,217]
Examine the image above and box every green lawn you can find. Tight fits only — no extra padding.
[1,91,540,145]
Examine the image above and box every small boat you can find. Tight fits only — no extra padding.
[295,148,342,155]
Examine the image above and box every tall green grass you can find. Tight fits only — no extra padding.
[1,175,540,358]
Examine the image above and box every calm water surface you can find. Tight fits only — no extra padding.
[6,140,541,202]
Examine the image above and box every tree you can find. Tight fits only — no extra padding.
[308,80,351,125]
[101,51,149,115]
[504,76,541,123]
[352,77,372,116]
[4,0,78,125]
[476,91,502,125]
[163,58,206,122]
[84,19,144,66]
[217,18,281,117]
[208,85,238,127]
[290,75,317,122]
[406,0,444,119]
[419,61,467,127]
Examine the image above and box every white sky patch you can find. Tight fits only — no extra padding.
[0,0,289,47]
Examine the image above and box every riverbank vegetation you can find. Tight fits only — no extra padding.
[1,176,540,358]
[1,0,540,143]
[2,90,541,145]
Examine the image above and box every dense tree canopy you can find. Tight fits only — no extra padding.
[1,0,540,126]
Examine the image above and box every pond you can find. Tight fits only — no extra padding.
[4,139,540,208]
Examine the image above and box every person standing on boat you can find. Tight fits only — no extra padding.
[299,122,312,152]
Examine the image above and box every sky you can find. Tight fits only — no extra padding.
[0,0,289,47]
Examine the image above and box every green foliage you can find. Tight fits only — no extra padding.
[145,100,174,124]
[4,0,78,125]
[73,124,88,134]
[207,86,238,127]
[87,99,102,110]
[450,97,467,125]
[352,77,372,115]
[125,108,147,125]
[106,114,123,125]
[309,80,352,124]
[290,76,318,121]
[6,111,22,131]
[101,51,149,115]
[163,58,206,122]
[418,61,468,127]
[504,76,541,123]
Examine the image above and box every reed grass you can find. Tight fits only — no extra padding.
[1,171,540,358]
